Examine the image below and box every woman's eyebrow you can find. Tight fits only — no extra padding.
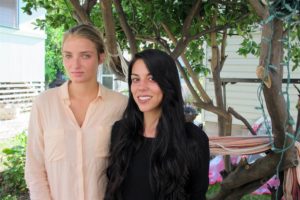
[131,73,151,76]
[80,51,94,54]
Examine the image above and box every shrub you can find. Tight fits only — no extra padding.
[0,132,29,199]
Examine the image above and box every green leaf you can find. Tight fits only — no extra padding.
[2,148,16,155]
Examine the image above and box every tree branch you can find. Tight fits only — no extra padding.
[69,0,91,24]
[136,35,169,48]
[171,13,249,59]
[100,0,124,79]
[209,145,297,200]
[260,19,286,148]
[228,107,256,135]
[83,0,97,15]
[113,0,137,55]
[210,177,270,200]
[161,23,212,104]
[170,0,202,59]
[191,13,250,41]
[174,59,205,108]
[248,0,267,19]
[224,178,271,200]
[222,147,297,190]
[220,29,228,71]
[193,101,230,119]
[210,8,229,138]
[182,0,202,37]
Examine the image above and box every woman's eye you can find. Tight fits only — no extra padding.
[131,78,139,82]
[82,54,91,59]
[148,76,155,81]
[63,54,72,59]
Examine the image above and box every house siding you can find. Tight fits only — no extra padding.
[0,0,46,82]
[0,0,46,113]
[203,34,300,136]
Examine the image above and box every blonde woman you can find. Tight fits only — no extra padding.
[25,24,127,200]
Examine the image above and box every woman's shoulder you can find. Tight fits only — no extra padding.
[33,87,60,105]
[111,120,124,144]
[184,122,208,143]
[100,85,127,101]
[184,122,210,171]
[112,119,123,130]
[100,86,128,112]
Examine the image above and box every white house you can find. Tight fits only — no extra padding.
[203,34,300,136]
[0,0,46,116]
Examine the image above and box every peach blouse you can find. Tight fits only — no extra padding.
[25,81,127,200]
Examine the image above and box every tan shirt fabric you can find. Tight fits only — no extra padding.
[25,81,127,200]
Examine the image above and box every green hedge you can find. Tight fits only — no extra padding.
[0,132,29,200]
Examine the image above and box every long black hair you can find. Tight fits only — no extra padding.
[105,49,190,199]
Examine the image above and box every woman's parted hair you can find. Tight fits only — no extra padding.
[105,49,189,200]
[62,24,105,55]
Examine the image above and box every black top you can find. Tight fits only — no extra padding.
[122,137,155,200]
[110,122,209,200]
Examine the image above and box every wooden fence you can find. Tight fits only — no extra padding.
[0,82,44,113]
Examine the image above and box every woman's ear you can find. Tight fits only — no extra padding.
[98,53,105,64]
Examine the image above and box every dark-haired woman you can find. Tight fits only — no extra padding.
[105,49,210,200]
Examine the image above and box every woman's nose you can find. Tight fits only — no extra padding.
[70,57,81,69]
[137,79,148,90]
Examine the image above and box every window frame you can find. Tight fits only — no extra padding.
[0,0,19,29]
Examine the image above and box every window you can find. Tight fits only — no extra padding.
[102,76,114,89]
[98,65,115,89]
[0,0,19,28]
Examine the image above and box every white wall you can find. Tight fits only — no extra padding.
[203,33,300,135]
[0,0,46,82]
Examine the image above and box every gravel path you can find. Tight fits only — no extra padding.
[0,112,30,141]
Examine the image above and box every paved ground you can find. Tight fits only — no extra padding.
[0,112,30,141]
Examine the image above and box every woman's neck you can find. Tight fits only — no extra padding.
[68,81,99,101]
[143,111,161,138]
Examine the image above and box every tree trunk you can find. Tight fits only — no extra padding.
[210,12,298,200]
[100,0,125,80]
[113,0,137,55]
[210,16,226,137]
